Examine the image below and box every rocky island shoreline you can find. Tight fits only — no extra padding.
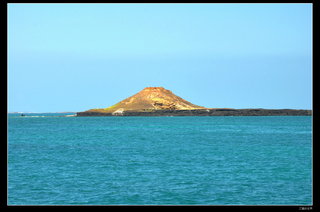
[77,108,311,117]
[77,87,311,117]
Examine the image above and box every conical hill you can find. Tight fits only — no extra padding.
[87,87,206,113]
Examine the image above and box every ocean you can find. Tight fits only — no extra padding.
[8,114,312,205]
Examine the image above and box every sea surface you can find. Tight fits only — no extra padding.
[8,114,312,205]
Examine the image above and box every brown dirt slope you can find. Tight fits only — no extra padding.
[87,87,207,113]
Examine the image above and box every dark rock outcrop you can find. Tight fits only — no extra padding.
[77,108,311,117]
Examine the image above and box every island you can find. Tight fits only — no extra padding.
[76,87,311,117]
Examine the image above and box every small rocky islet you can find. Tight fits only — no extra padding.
[77,87,311,116]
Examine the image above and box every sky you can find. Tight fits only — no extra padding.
[8,3,312,112]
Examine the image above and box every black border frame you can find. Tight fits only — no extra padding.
[2,0,318,210]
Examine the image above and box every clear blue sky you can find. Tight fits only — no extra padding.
[8,3,312,112]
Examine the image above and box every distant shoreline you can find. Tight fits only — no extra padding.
[8,109,312,117]
[77,108,312,117]
[8,112,76,114]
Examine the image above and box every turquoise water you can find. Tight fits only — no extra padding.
[8,114,312,205]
